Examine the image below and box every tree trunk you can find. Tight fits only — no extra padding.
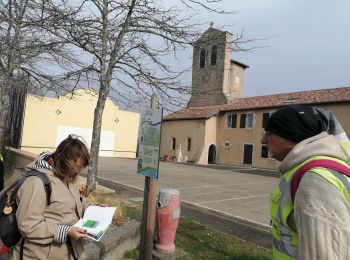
[87,81,110,191]
[0,80,12,149]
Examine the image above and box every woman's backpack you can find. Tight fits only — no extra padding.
[0,170,51,247]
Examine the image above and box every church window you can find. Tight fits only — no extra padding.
[172,137,176,150]
[200,49,205,68]
[246,113,254,128]
[240,113,254,128]
[187,138,192,151]
[227,114,237,128]
[262,113,270,128]
[261,145,269,158]
[211,45,217,66]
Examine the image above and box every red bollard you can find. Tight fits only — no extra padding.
[156,189,180,253]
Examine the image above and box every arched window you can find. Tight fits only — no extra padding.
[200,49,205,68]
[211,45,217,66]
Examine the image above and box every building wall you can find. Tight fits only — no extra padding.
[160,119,206,162]
[161,103,350,169]
[226,63,245,102]
[20,90,140,158]
[216,103,350,169]
[197,116,218,164]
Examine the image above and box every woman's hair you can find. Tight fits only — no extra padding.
[48,135,90,182]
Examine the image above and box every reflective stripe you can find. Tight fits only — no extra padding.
[330,170,350,202]
[273,239,297,258]
[271,175,298,258]
[0,153,3,161]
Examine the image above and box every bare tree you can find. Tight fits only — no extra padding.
[40,0,251,192]
[0,0,84,148]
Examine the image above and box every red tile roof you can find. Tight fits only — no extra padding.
[163,86,350,121]
[163,105,224,120]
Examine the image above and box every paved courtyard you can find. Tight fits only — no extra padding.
[96,157,280,227]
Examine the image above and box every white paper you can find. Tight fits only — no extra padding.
[73,206,117,241]
[83,206,117,224]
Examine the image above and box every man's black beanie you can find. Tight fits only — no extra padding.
[264,105,327,143]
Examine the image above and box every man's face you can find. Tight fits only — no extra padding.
[261,131,296,161]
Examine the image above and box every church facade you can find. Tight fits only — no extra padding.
[159,28,350,169]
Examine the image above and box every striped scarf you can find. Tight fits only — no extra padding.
[34,152,52,170]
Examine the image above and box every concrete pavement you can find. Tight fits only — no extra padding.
[95,157,279,227]
[91,157,280,248]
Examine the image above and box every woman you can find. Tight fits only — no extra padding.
[13,135,91,259]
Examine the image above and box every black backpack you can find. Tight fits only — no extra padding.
[0,170,51,247]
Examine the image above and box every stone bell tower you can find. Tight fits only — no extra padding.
[187,27,248,108]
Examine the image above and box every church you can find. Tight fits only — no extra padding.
[159,27,350,169]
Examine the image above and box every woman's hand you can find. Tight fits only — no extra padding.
[68,226,88,240]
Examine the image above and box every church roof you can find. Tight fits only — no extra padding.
[163,86,350,121]
[164,105,224,121]
[231,59,249,69]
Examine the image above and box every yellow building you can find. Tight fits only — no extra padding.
[20,89,140,158]
[160,87,350,169]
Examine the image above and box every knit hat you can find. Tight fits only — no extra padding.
[264,105,328,143]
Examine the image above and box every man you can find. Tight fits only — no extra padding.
[261,105,350,260]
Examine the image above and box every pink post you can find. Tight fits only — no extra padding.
[155,189,180,253]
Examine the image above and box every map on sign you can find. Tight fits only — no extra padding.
[137,108,162,178]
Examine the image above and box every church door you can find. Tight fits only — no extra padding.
[208,144,216,164]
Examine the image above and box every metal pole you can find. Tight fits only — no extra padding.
[139,94,158,260]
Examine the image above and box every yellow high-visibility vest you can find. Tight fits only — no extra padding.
[270,155,350,260]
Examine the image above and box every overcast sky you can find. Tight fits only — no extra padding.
[195,0,350,97]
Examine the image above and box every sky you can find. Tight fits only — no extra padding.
[74,0,350,112]
[191,0,350,98]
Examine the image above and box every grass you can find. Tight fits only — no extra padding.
[175,218,271,260]
[124,217,272,260]
[86,184,142,225]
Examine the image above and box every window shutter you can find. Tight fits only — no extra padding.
[172,137,176,150]
[240,114,246,128]
[261,145,269,158]
[232,114,237,128]
[262,113,270,128]
[187,138,192,151]
[226,114,231,128]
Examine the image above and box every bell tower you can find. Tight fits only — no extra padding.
[187,28,248,108]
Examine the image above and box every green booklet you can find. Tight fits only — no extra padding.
[74,206,117,241]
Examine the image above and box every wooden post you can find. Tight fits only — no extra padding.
[139,94,158,260]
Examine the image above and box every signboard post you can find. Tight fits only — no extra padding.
[138,94,162,260]
[137,108,162,178]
